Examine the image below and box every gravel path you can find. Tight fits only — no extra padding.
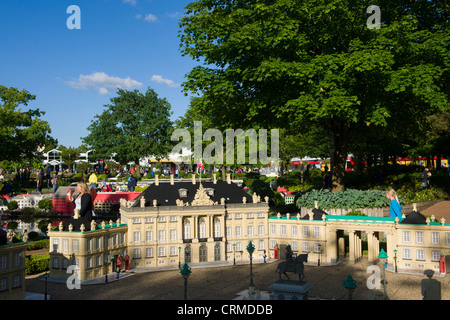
[24,199,450,300]
[25,257,449,300]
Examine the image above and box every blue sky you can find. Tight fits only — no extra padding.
[0,0,197,148]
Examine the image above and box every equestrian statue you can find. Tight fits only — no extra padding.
[276,245,308,282]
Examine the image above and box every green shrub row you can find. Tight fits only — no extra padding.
[296,189,391,210]
[27,239,49,251]
[25,254,49,275]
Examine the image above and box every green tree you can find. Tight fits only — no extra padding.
[82,87,174,171]
[58,145,80,173]
[0,85,56,163]
[179,0,449,191]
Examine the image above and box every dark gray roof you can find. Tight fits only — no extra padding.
[62,216,96,231]
[400,211,427,225]
[302,207,328,220]
[134,180,252,207]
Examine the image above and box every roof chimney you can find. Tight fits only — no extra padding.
[170,174,174,185]
[155,174,159,186]
[192,173,196,184]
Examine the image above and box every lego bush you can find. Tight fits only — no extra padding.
[38,199,53,210]
[25,254,49,275]
[6,200,18,211]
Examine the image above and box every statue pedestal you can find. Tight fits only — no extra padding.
[268,280,313,300]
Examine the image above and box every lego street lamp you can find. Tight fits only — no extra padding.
[178,246,182,269]
[44,272,49,300]
[180,263,192,300]
[317,243,322,266]
[378,248,388,297]
[104,254,109,283]
[247,241,255,297]
[393,249,398,273]
[233,243,236,266]
[342,274,357,300]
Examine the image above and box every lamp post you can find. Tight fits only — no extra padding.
[44,272,48,300]
[246,241,255,297]
[178,246,182,269]
[180,263,192,300]
[317,244,322,266]
[233,243,236,266]
[342,274,357,300]
[393,249,398,273]
[104,254,109,283]
[378,248,388,297]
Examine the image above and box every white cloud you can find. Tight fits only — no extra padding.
[167,12,183,19]
[135,12,158,23]
[151,75,180,88]
[144,13,158,23]
[123,0,137,6]
[66,72,143,95]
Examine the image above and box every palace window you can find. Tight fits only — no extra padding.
[133,248,141,259]
[12,252,21,268]
[146,230,153,242]
[133,231,141,243]
[62,239,69,252]
[158,247,166,257]
[402,231,411,243]
[415,231,424,244]
[291,226,298,237]
[258,240,265,250]
[159,230,166,242]
[313,227,321,238]
[235,226,242,237]
[214,218,221,238]
[431,250,441,261]
[73,239,79,252]
[145,247,153,258]
[416,249,425,261]
[170,229,177,241]
[402,248,411,260]
[258,225,265,236]
[184,220,191,240]
[199,219,206,238]
[270,224,276,236]
[302,226,310,238]
[247,225,254,236]
[53,238,60,252]
[133,217,141,224]
[431,232,440,245]
[303,242,310,252]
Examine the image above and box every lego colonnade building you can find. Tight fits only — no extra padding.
[123,175,450,275]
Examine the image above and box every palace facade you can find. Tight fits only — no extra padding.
[48,175,450,283]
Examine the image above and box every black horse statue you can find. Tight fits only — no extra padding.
[276,253,308,281]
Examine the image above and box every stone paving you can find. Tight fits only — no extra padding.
[25,256,450,300]
[24,199,450,300]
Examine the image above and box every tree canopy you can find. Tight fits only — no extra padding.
[0,85,56,165]
[179,0,449,191]
[82,87,174,167]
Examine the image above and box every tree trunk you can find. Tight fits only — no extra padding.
[330,119,350,192]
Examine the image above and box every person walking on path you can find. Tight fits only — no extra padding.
[89,171,98,190]
[386,188,402,218]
